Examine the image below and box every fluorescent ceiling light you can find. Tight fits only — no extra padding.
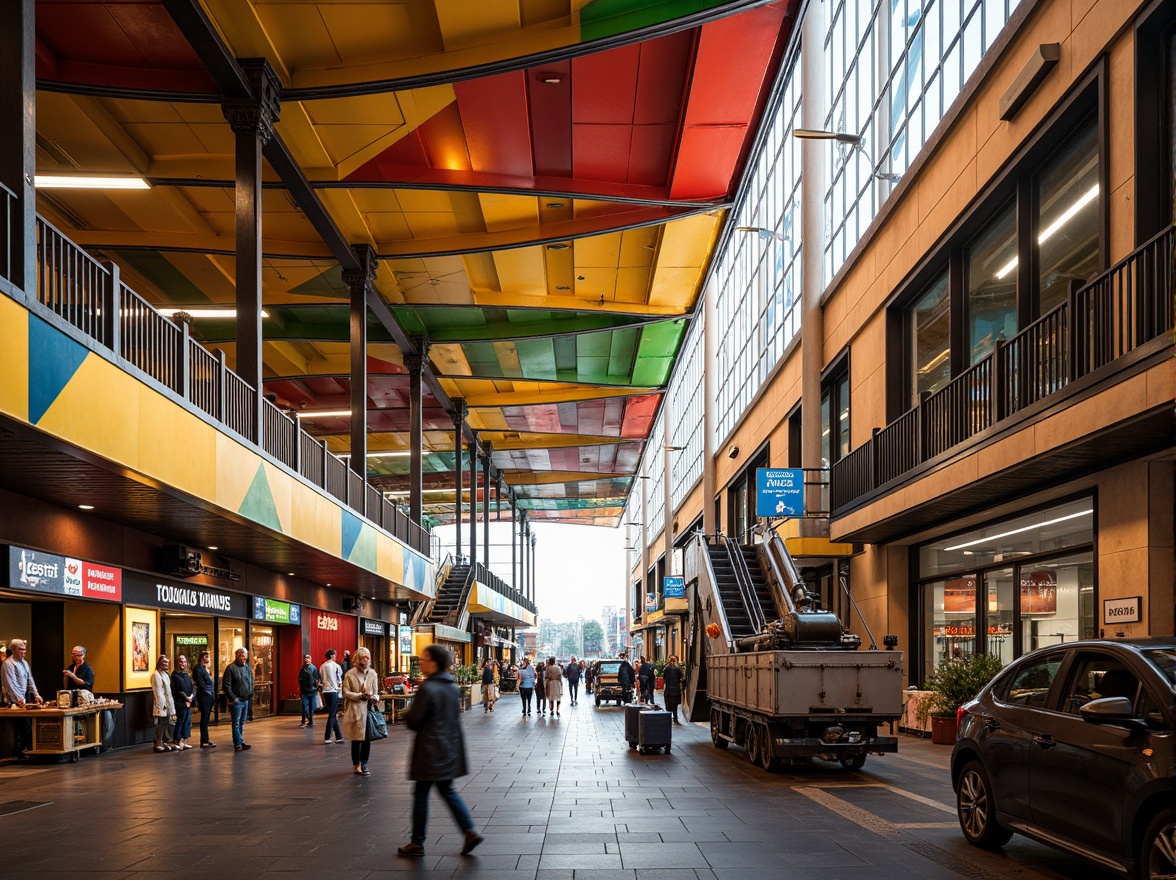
[158,307,270,319]
[367,450,411,458]
[384,488,455,497]
[35,175,150,189]
[994,184,1099,279]
[942,509,1091,551]
[297,409,351,419]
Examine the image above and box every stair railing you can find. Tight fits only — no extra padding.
[412,553,455,625]
[719,534,765,634]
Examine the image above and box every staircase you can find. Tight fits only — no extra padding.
[740,545,779,621]
[706,546,757,641]
[426,564,471,626]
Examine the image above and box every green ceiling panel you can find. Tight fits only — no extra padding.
[606,327,640,381]
[518,497,625,511]
[392,307,652,342]
[632,320,687,386]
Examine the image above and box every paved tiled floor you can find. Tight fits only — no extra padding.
[1,693,1110,879]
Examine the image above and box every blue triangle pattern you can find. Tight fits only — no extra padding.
[342,510,363,560]
[29,314,90,424]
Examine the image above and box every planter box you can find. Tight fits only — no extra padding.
[930,714,958,745]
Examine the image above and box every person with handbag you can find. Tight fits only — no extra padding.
[151,655,177,753]
[397,644,482,858]
[341,646,383,776]
[169,654,195,749]
[192,650,217,748]
[480,660,498,712]
[2,638,43,760]
[297,653,320,729]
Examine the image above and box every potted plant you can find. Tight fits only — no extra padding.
[453,663,477,710]
[653,660,666,690]
[918,653,1004,744]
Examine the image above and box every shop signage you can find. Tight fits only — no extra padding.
[1020,571,1058,614]
[755,468,804,517]
[175,635,208,646]
[1102,596,1141,625]
[362,619,387,637]
[431,624,471,644]
[122,573,248,617]
[939,625,1012,637]
[253,596,301,624]
[399,625,413,655]
[663,576,685,599]
[316,614,340,631]
[7,546,122,602]
[645,592,658,612]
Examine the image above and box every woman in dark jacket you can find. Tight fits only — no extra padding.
[192,650,216,747]
[170,654,195,749]
[661,655,684,723]
[398,644,483,858]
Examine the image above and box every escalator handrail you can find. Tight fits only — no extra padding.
[695,533,735,647]
[719,534,765,634]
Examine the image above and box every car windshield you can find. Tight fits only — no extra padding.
[597,662,621,674]
[1141,648,1176,690]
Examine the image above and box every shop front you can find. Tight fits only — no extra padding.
[396,623,414,673]
[916,496,1096,683]
[250,597,302,718]
[413,624,471,676]
[359,618,390,678]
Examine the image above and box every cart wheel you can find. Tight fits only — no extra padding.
[745,724,760,765]
[839,752,867,770]
[664,744,671,753]
[758,725,775,771]
[69,752,79,763]
[595,695,601,706]
[710,710,728,749]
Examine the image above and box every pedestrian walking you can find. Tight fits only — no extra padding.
[617,651,636,703]
[222,647,254,751]
[298,654,320,728]
[564,656,582,706]
[517,657,535,716]
[341,646,382,776]
[545,657,564,716]
[662,655,684,723]
[480,660,498,712]
[193,650,216,747]
[638,656,656,704]
[170,654,195,749]
[320,648,344,744]
[151,655,176,752]
[397,644,483,858]
[534,658,547,715]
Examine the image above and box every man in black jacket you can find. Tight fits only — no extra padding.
[617,651,636,704]
[398,644,483,858]
[661,655,684,723]
[297,654,320,728]
[222,648,254,751]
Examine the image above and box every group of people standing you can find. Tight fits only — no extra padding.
[614,652,684,723]
[152,648,241,751]
[515,655,587,716]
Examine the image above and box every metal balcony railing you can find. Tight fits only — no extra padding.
[471,560,537,616]
[831,227,1174,514]
[26,214,431,558]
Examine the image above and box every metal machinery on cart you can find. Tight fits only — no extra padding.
[682,529,903,771]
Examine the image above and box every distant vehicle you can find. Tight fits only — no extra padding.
[951,638,1175,879]
[591,659,630,706]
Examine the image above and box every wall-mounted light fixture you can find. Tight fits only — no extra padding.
[727,445,740,459]
[736,226,788,243]
[794,129,902,182]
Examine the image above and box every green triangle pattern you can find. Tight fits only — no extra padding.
[348,523,377,572]
[239,464,283,533]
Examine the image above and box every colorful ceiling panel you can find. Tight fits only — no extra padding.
[32,0,798,526]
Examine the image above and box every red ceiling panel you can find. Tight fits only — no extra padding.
[670,125,750,200]
[527,60,573,178]
[454,70,534,178]
[620,393,660,438]
[348,102,469,179]
[573,123,634,183]
[633,32,693,125]
[572,43,640,125]
[628,124,676,187]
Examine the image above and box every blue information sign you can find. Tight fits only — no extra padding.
[663,576,685,598]
[756,468,805,517]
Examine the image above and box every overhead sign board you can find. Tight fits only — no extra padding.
[7,546,122,603]
[663,576,685,599]
[361,619,387,637]
[756,468,804,517]
[252,596,301,625]
[123,573,247,617]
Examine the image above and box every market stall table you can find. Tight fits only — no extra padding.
[378,693,412,723]
[0,702,122,761]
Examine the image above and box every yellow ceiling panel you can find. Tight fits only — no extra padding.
[492,246,547,296]
[438,378,636,407]
[202,0,291,80]
[185,122,237,157]
[614,266,653,303]
[181,186,235,217]
[574,267,618,300]
[573,231,622,269]
[396,190,459,214]
[477,193,539,233]
[434,0,521,53]
[365,212,414,243]
[315,3,445,69]
[404,212,464,239]
[429,343,473,377]
[304,94,407,128]
[310,124,407,169]
[482,432,624,450]
[504,470,625,485]
[103,97,187,125]
[491,340,522,375]
[655,212,721,268]
[464,252,501,293]
[618,227,659,266]
[351,189,405,215]
[36,95,142,174]
[120,123,219,161]
[467,409,508,431]
[647,266,703,309]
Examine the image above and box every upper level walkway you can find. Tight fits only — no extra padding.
[2,691,1112,879]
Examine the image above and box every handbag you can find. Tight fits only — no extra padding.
[365,702,388,741]
[314,690,323,711]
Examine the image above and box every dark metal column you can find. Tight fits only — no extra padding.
[221,59,280,441]
[404,338,428,523]
[0,0,35,293]
[341,244,377,477]
[520,514,528,602]
[530,531,537,603]
[469,432,479,568]
[481,442,493,572]
[510,493,518,589]
[451,400,466,559]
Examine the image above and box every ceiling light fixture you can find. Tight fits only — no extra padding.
[367,450,412,459]
[35,175,150,189]
[942,509,1091,551]
[296,409,351,419]
[384,488,455,497]
[208,546,218,551]
[546,202,565,209]
[158,307,270,319]
[736,226,787,243]
[78,504,94,510]
[994,183,1099,279]
[546,243,570,251]
[555,285,571,291]
[539,74,562,84]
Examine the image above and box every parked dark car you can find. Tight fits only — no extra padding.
[950,638,1175,879]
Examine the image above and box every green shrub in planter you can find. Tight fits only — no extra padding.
[919,653,1004,721]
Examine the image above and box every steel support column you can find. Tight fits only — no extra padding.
[481,442,493,572]
[221,59,280,442]
[0,0,35,294]
[404,339,429,523]
[451,400,466,559]
[530,532,537,603]
[510,494,518,589]
[702,277,718,535]
[469,431,479,567]
[342,244,377,477]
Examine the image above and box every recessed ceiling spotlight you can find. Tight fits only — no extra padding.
[546,243,570,251]
[78,504,94,510]
[555,285,571,291]
[288,572,295,576]
[208,546,218,551]
[539,73,562,84]
[546,202,565,209]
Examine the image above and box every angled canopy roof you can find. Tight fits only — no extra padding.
[32,0,799,526]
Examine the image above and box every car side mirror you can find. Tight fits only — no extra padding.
[1079,696,1147,730]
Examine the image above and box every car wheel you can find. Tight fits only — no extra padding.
[710,710,728,749]
[1140,806,1176,880]
[595,695,601,706]
[956,760,1013,849]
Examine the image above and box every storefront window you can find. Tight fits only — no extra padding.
[1020,551,1094,655]
[924,574,979,680]
[1036,120,1100,314]
[249,625,274,717]
[966,201,1017,364]
[907,272,951,407]
[986,568,1015,667]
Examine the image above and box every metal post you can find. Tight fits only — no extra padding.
[469,432,479,568]
[221,59,280,444]
[663,397,673,582]
[405,338,428,523]
[481,442,492,573]
[0,0,35,295]
[702,277,718,535]
[341,244,377,479]
[511,493,517,589]
[177,317,191,400]
[451,400,465,559]
[640,461,649,622]
[216,349,228,422]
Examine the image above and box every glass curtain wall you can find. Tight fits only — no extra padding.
[907,272,951,406]
[670,319,704,508]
